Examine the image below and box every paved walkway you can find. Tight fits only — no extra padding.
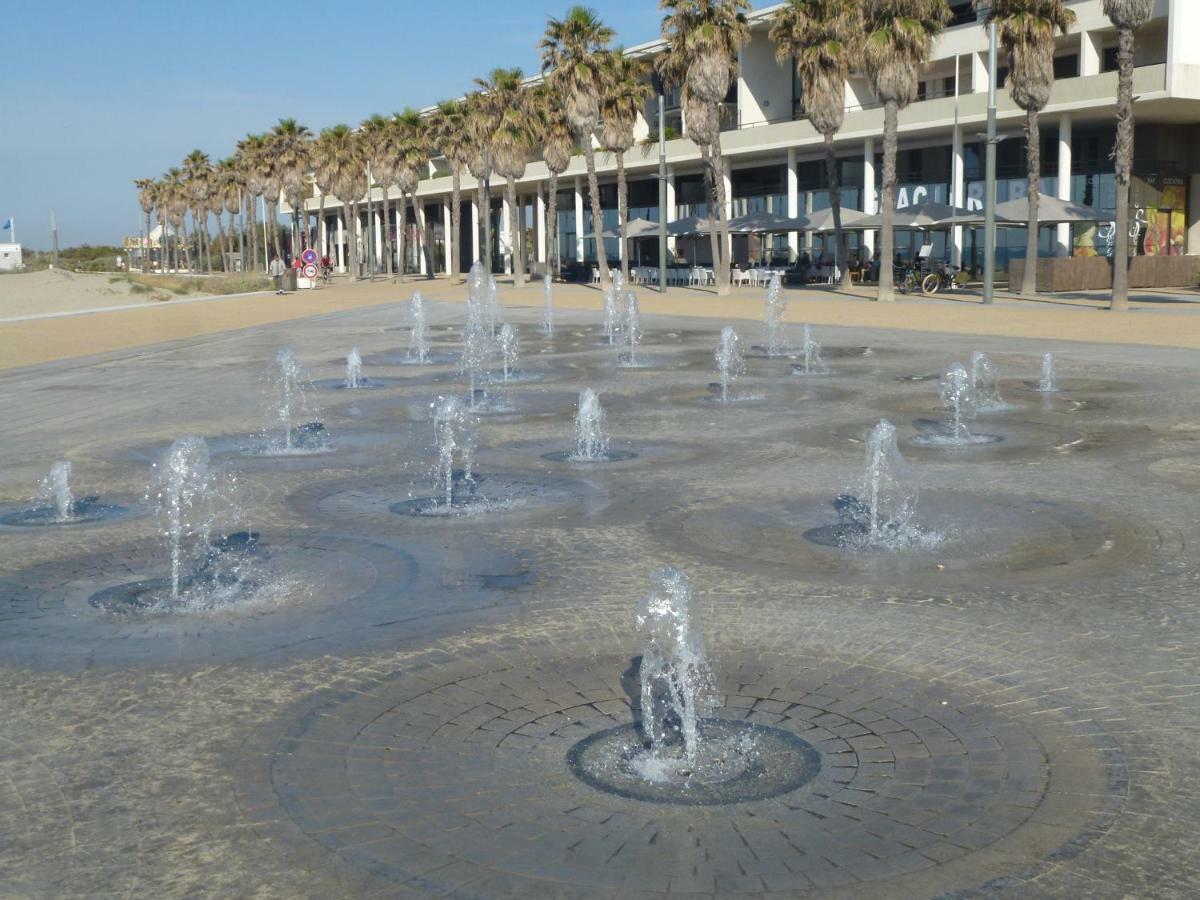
[2,275,1198,370]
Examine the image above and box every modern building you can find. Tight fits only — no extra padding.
[302,0,1200,278]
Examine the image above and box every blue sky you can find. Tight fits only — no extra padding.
[1,1,664,249]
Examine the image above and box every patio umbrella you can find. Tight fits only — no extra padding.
[857,201,996,230]
[666,215,714,236]
[798,207,869,232]
[994,196,1108,225]
[726,210,808,233]
[583,217,663,240]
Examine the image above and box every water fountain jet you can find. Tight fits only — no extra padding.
[714,327,746,402]
[345,348,363,389]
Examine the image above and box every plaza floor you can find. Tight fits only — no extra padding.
[1,293,1198,898]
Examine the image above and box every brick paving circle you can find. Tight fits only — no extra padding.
[249,650,1124,896]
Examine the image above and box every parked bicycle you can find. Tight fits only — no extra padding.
[894,262,921,294]
[920,261,960,295]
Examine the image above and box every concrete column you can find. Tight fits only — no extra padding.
[722,169,733,261]
[536,183,547,264]
[320,215,328,259]
[1188,174,1200,254]
[666,168,677,258]
[574,176,585,262]
[971,51,991,94]
[355,212,363,272]
[863,137,877,255]
[787,147,799,260]
[470,195,480,264]
[951,125,965,267]
[1056,115,1073,257]
[1080,30,1102,77]
[803,190,814,252]
[373,207,382,268]
[442,198,453,275]
[500,193,512,274]
[418,202,428,276]
[336,213,345,272]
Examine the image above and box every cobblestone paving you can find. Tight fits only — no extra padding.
[1,298,1198,897]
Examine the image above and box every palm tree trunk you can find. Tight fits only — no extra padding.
[823,133,851,290]
[204,210,213,274]
[701,144,722,288]
[143,212,152,273]
[348,201,360,282]
[382,197,395,279]
[1021,108,1042,296]
[473,190,483,268]
[247,196,259,273]
[482,159,494,273]
[270,194,283,264]
[316,195,326,262]
[581,141,610,288]
[414,196,434,280]
[547,172,560,277]
[877,100,899,302]
[507,177,524,287]
[1110,27,1135,311]
[215,212,228,273]
[397,196,408,282]
[450,170,462,281]
[616,152,630,284]
[711,136,732,296]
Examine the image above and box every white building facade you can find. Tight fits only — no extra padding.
[306,0,1200,278]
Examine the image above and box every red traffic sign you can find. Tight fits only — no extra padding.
[302,263,318,279]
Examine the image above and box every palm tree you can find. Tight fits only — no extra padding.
[658,0,751,297]
[182,150,214,273]
[540,6,615,289]
[235,133,270,272]
[465,91,496,272]
[981,0,1075,297]
[393,109,435,280]
[1103,0,1153,311]
[162,168,189,273]
[312,125,358,276]
[772,0,863,289]
[862,0,950,301]
[431,99,472,281]
[361,114,397,277]
[133,178,156,273]
[269,118,313,258]
[334,132,368,282]
[533,87,575,277]
[213,158,242,271]
[600,49,652,284]
[479,68,534,287]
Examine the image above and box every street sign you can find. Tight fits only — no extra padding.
[301,249,318,265]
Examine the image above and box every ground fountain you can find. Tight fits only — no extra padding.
[37,460,74,522]
[792,324,829,376]
[431,395,477,512]
[466,262,487,330]
[618,290,641,366]
[497,323,519,382]
[1,460,130,527]
[541,389,636,463]
[714,326,746,402]
[970,351,1007,410]
[1035,352,1059,393]
[259,348,328,454]
[603,284,620,346]
[762,272,789,357]
[460,323,493,409]
[487,275,500,336]
[568,567,822,804]
[911,363,1001,446]
[408,291,429,363]
[542,274,554,336]
[345,348,363,389]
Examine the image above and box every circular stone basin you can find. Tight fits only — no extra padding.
[0,497,130,528]
[313,376,405,390]
[568,719,821,806]
[541,449,639,464]
[652,490,1138,585]
[390,472,588,519]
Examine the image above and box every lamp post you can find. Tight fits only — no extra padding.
[366,162,375,282]
[658,95,668,294]
[983,17,998,304]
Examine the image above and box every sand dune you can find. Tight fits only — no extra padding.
[0,269,159,319]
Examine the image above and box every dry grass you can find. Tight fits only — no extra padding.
[120,273,272,299]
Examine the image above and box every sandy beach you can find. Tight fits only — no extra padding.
[1,270,1199,370]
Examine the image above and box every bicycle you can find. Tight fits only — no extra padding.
[894,263,921,294]
[920,262,960,295]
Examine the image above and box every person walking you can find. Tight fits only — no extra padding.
[269,255,286,294]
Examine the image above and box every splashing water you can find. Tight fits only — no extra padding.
[486,275,500,335]
[497,323,519,382]
[714,326,745,402]
[762,273,788,356]
[795,324,828,375]
[345,348,363,389]
[603,285,619,345]
[970,351,1005,410]
[939,363,977,441]
[35,461,74,521]
[623,290,641,364]
[1036,352,1058,392]
[572,388,610,461]
[835,419,932,550]
[636,567,717,764]
[466,262,487,330]
[151,437,216,601]
[267,348,325,452]
[431,396,477,510]
[542,274,554,336]
[408,291,429,363]
[460,323,492,408]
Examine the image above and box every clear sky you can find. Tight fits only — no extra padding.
[2,1,666,249]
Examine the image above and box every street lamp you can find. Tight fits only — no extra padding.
[658,94,668,294]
